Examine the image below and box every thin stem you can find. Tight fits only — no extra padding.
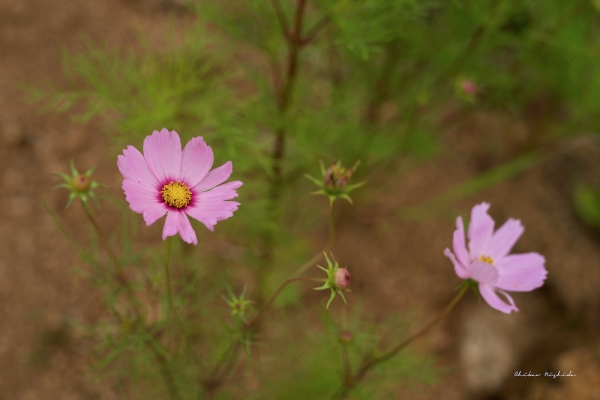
[270,0,290,38]
[203,341,242,399]
[341,343,352,387]
[163,237,191,352]
[204,276,321,396]
[81,201,141,314]
[164,236,175,315]
[249,277,322,328]
[332,285,469,399]
[258,0,310,306]
[148,340,183,400]
[301,15,331,46]
[328,200,335,250]
[82,202,121,273]
[290,199,336,279]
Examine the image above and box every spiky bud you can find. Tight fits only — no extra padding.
[314,253,351,309]
[305,160,366,205]
[53,159,102,208]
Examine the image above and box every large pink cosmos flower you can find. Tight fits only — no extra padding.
[444,202,547,314]
[117,128,242,245]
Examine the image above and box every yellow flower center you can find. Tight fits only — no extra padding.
[479,255,494,265]
[161,181,192,209]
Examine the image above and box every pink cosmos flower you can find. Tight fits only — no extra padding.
[444,202,547,314]
[117,128,242,245]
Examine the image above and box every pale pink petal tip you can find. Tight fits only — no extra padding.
[479,284,519,314]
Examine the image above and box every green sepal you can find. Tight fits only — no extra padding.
[326,290,336,309]
[69,159,79,176]
[313,281,330,291]
[304,173,323,187]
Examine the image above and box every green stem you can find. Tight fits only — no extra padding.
[332,285,469,399]
[164,237,174,314]
[82,202,121,273]
[203,340,242,399]
[163,237,191,352]
[290,199,336,279]
[257,0,310,306]
[81,201,142,315]
[328,200,336,249]
[148,339,183,400]
[341,342,352,387]
[248,277,322,328]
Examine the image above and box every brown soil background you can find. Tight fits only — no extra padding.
[1,1,600,399]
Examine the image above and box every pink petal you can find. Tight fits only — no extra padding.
[193,161,233,193]
[143,128,182,182]
[466,260,499,285]
[488,218,524,260]
[444,248,469,279]
[453,216,470,267]
[479,283,519,314]
[495,252,547,292]
[162,210,180,240]
[122,180,160,214]
[185,181,243,231]
[180,137,214,188]
[177,213,198,245]
[468,202,495,259]
[143,203,169,226]
[118,145,160,189]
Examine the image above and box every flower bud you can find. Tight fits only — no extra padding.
[304,160,366,205]
[72,174,91,191]
[334,268,351,290]
[314,253,352,309]
[339,329,353,344]
[460,79,476,96]
[54,160,101,208]
[455,78,478,104]
[324,162,354,190]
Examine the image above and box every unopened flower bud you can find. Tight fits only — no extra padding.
[334,268,351,290]
[323,161,359,191]
[72,174,91,191]
[339,329,353,344]
[305,160,366,205]
[54,159,101,208]
[455,78,478,103]
[461,79,476,96]
[314,253,351,309]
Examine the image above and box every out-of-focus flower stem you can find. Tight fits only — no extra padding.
[82,202,121,274]
[81,201,142,315]
[163,236,191,352]
[341,341,352,387]
[258,0,331,307]
[148,338,183,400]
[248,277,322,329]
[290,199,336,279]
[258,0,308,307]
[332,285,469,399]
